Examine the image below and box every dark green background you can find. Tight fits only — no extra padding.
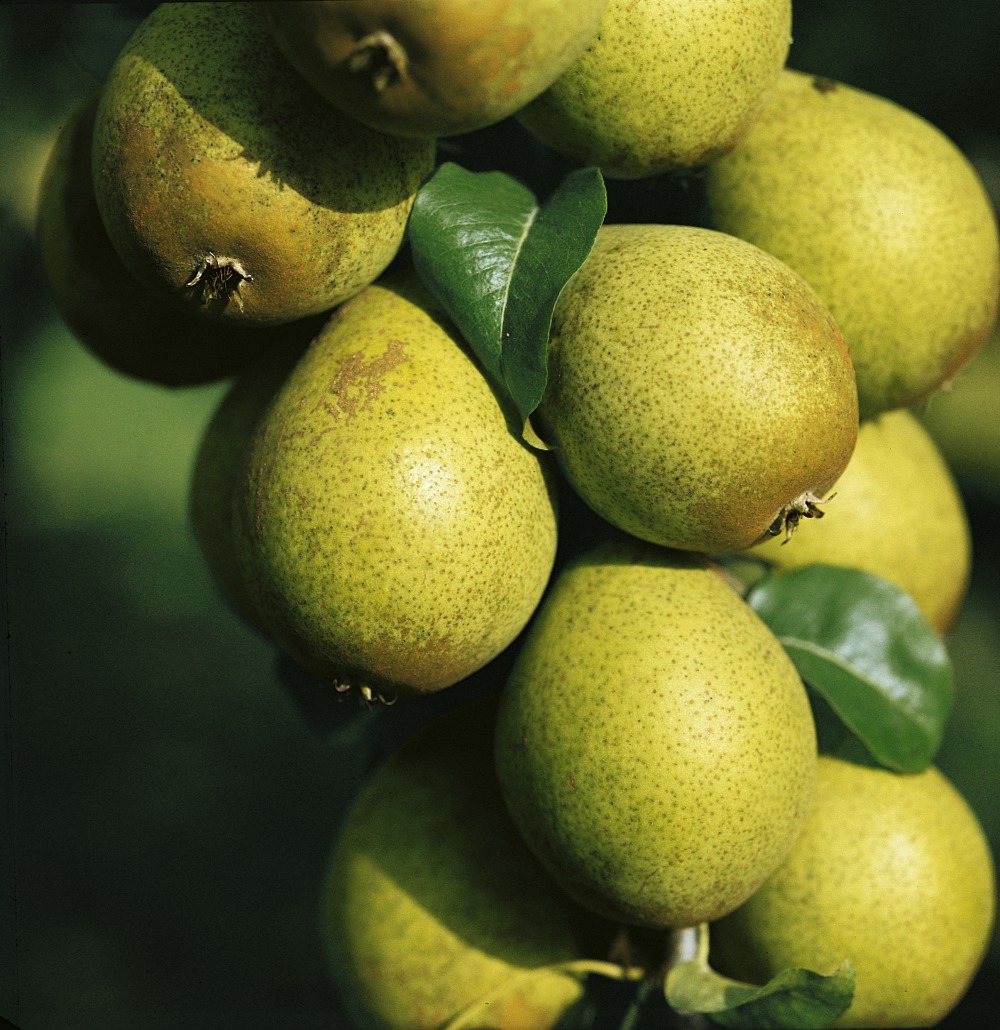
[2,3,999,1027]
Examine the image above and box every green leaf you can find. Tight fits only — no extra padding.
[665,924,854,1029]
[407,162,606,431]
[746,564,954,773]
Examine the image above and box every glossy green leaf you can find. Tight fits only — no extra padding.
[407,162,606,430]
[746,564,954,773]
[665,924,854,1029]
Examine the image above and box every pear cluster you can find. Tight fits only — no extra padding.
[34,2,999,1029]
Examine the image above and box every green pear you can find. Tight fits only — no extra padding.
[321,697,617,1030]
[536,223,859,554]
[36,90,319,386]
[91,2,435,327]
[705,68,1000,419]
[190,339,314,630]
[515,0,791,178]
[262,0,608,139]
[748,409,971,634]
[233,269,558,701]
[494,539,818,930]
[918,321,1000,488]
[711,755,996,1028]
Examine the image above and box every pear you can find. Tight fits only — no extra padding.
[918,321,1000,488]
[321,697,617,1030]
[711,755,996,1028]
[262,0,608,139]
[494,539,818,930]
[515,0,792,178]
[190,339,314,630]
[91,2,435,327]
[748,409,971,634]
[36,90,319,386]
[705,68,1000,419]
[232,269,558,701]
[536,224,859,554]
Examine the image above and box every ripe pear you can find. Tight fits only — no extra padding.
[711,755,996,1028]
[262,0,608,139]
[91,2,435,327]
[36,90,317,386]
[233,269,558,701]
[515,0,792,178]
[321,697,616,1030]
[705,68,1000,418]
[749,409,971,634]
[494,539,818,930]
[536,224,859,554]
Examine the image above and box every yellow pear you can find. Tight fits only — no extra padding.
[706,68,1000,418]
[536,223,859,553]
[516,0,792,178]
[494,539,818,930]
[262,0,608,138]
[321,697,617,1030]
[232,269,558,701]
[711,755,996,1028]
[749,409,971,633]
[91,2,435,326]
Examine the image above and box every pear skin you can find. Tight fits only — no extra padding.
[36,90,319,386]
[749,409,971,634]
[706,69,1000,418]
[233,270,558,700]
[91,3,435,326]
[262,0,608,138]
[712,756,996,1028]
[494,539,818,930]
[190,338,316,630]
[516,0,792,177]
[537,224,859,553]
[322,697,616,1030]
[918,321,1000,488]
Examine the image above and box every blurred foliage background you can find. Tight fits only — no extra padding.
[1,2,998,1027]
